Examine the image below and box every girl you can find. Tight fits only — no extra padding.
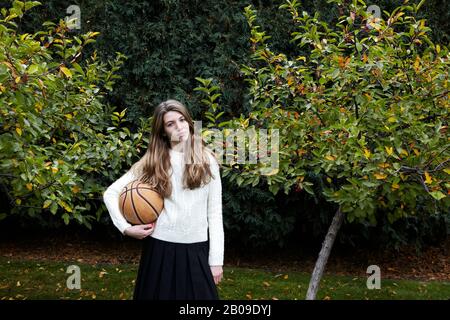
[103,99,224,300]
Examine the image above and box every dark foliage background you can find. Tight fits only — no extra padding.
[2,0,448,251]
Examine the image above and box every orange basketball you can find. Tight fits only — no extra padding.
[119,180,164,225]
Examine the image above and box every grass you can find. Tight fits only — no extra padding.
[1,257,449,300]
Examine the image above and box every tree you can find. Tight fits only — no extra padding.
[197,0,449,299]
[0,1,148,228]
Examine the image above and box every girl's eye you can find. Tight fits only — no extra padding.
[180,118,185,122]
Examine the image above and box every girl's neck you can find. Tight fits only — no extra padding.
[170,145,184,153]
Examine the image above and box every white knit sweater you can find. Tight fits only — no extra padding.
[103,149,224,266]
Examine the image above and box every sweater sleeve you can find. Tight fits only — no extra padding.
[207,155,224,266]
[103,170,135,235]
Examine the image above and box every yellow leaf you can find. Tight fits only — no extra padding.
[283,274,289,280]
[424,171,432,184]
[436,44,440,54]
[374,173,387,180]
[43,200,52,209]
[26,183,33,191]
[388,116,396,123]
[400,149,409,157]
[391,183,400,190]
[15,198,21,205]
[58,200,72,212]
[15,76,21,83]
[246,294,252,300]
[414,56,420,72]
[35,102,43,112]
[378,163,390,169]
[52,138,56,143]
[325,155,336,161]
[362,53,368,63]
[263,281,270,287]
[443,168,450,175]
[287,76,295,87]
[385,146,393,156]
[413,149,420,156]
[419,20,425,29]
[326,177,332,183]
[51,167,59,174]
[65,113,73,120]
[363,148,371,159]
[16,127,22,136]
[60,66,72,78]
[71,186,81,194]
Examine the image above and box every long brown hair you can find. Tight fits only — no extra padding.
[131,99,217,198]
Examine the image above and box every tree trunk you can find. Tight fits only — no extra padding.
[306,207,344,300]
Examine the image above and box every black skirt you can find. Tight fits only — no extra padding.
[133,236,219,300]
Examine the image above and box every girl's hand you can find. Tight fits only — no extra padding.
[124,222,155,239]
[210,265,223,285]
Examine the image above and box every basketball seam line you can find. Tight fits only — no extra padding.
[130,181,146,225]
[135,182,161,219]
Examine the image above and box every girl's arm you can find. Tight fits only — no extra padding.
[207,156,224,267]
[103,170,135,235]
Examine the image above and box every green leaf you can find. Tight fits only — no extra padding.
[268,184,280,195]
[429,191,446,201]
[27,64,39,74]
[50,202,58,215]
[62,213,70,225]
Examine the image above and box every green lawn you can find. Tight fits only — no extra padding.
[1,258,449,300]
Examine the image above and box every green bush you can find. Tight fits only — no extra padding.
[0,1,148,228]
[199,0,450,247]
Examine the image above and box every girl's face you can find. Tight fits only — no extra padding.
[163,111,190,147]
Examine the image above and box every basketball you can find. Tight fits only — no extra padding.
[119,180,164,225]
